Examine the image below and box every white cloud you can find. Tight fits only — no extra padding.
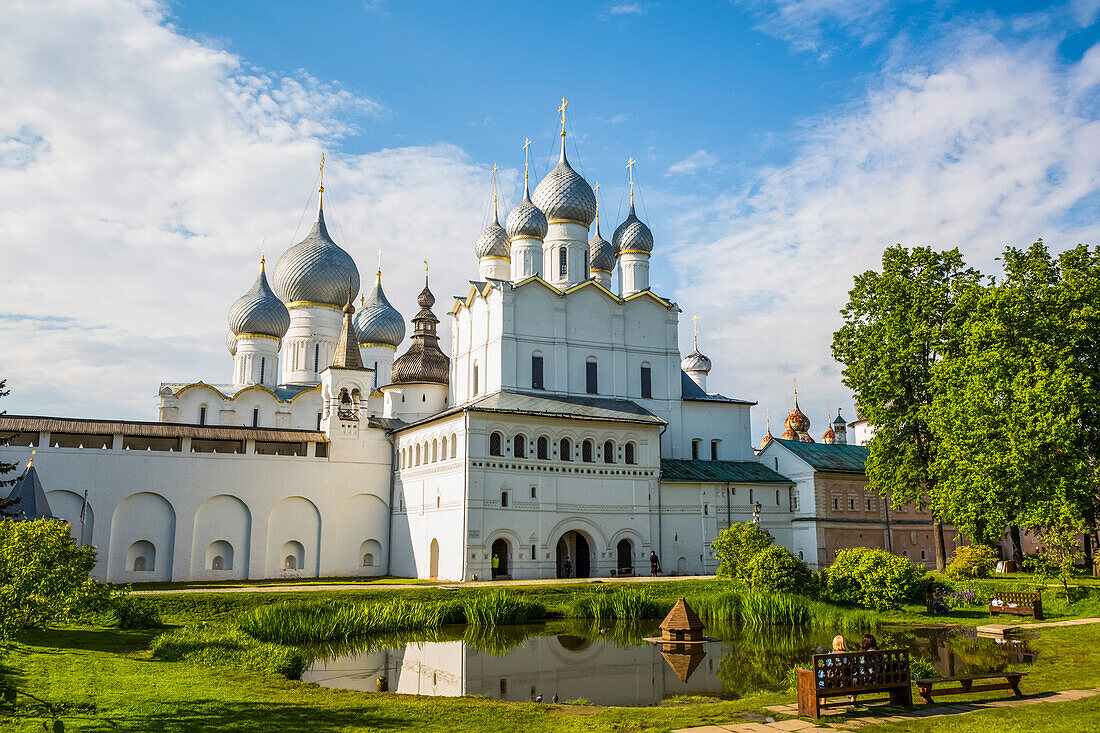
[669,29,1100,443]
[735,0,911,52]
[0,0,489,419]
[666,149,718,176]
[610,3,645,15]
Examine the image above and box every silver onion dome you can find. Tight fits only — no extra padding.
[681,349,712,374]
[474,216,510,260]
[612,203,654,254]
[589,226,615,272]
[272,202,360,307]
[226,330,238,356]
[532,140,596,226]
[506,181,548,241]
[228,265,291,338]
[354,272,405,348]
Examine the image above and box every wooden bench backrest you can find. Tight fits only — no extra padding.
[992,591,1039,605]
[811,649,910,695]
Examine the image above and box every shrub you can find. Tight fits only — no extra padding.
[823,548,924,611]
[909,656,939,681]
[947,545,998,579]
[711,522,774,580]
[0,518,99,638]
[111,594,163,629]
[746,546,812,595]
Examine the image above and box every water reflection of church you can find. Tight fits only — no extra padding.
[302,634,725,706]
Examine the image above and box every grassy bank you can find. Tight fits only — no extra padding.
[5,611,1100,732]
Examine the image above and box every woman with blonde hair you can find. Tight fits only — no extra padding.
[831,635,848,653]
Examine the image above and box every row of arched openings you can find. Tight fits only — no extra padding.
[488,433,636,465]
[400,433,459,469]
[126,538,380,573]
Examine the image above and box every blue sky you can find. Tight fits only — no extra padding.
[1,0,1099,441]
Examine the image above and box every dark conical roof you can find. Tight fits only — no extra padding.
[330,283,364,370]
[4,462,56,520]
[391,278,450,385]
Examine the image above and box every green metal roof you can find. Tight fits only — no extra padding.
[771,438,869,474]
[661,459,793,484]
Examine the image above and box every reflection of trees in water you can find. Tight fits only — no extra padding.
[463,624,531,656]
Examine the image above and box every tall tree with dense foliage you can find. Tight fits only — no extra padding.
[0,518,99,638]
[711,522,773,580]
[0,378,23,516]
[930,242,1100,548]
[832,246,979,570]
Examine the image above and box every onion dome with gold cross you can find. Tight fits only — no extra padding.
[532,99,596,226]
[506,179,549,241]
[391,275,450,385]
[822,416,836,444]
[784,395,811,434]
[272,170,360,308]
[613,203,654,254]
[354,268,405,348]
[589,197,615,273]
[228,258,291,339]
[761,412,775,448]
[475,209,510,260]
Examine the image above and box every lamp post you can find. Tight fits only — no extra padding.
[753,501,762,527]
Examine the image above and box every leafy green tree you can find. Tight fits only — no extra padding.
[711,522,773,580]
[823,547,925,610]
[0,518,99,638]
[929,243,1098,545]
[1027,514,1086,599]
[0,378,23,516]
[832,246,980,570]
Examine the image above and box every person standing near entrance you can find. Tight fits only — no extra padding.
[650,550,662,576]
[563,555,573,578]
[492,553,500,578]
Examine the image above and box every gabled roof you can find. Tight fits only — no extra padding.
[768,438,869,474]
[391,388,665,432]
[162,381,318,403]
[661,459,793,484]
[679,371,755,405]
[3,465,55,520]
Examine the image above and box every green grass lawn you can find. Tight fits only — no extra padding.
[4,578,1100,732]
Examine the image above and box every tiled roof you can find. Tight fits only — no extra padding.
[679,371,755,405]
[771,438,869,474]
[0,415,327,443]
[660,459,793,484]
[660,597,706,632]
[3,465,55,520]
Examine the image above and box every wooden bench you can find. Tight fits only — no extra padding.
[989,591,1043,620]
[915,672,1025,704]
[796,649,912,719]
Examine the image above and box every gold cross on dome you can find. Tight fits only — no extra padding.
[319,152,325,194]
[626,158,636,205]
[691,314,699,348]
[558,97,569,136]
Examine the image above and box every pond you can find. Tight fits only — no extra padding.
[300,621,1037,707]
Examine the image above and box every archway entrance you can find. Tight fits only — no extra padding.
[491,538,510,578]
[429,538,440,579]
[556,530,591,578]
[617,539,633,576]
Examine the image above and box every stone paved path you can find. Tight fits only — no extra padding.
[672,687,1100,732]
[133,574,713,595]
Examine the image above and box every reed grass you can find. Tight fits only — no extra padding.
[236,598,464,644]
[566,588,669,620]
[462,590,546,626]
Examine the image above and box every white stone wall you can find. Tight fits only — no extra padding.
[0,431,392,583]
[158,383,324,431]
[679,401,754,461]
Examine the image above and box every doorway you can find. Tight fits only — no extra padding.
[429,538,440,579]
[617,539,633,575]
[556,530,591,578]
[491,538,509,578]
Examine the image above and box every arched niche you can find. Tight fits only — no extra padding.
[109,492,176,582]
[267,496,321,577]
[191,494,251,579]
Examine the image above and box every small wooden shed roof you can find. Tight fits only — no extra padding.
[659,597,706,632]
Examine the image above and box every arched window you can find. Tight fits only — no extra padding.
[531,352,544,390]
[432,439,438,462]
[501,491,510,507]
[472,361,480,396]
[489,432,503,456]
[314,343,320,372]
[691,439,701,460]
[415,443,421,465]
[537,436,549,460]
[711,439,721,460]
[603,440,615,464]
[199,405,207,425]
[441,436,448,458]
[640,363,652,398]
[625,442,636,465]
[559,438,572,461]
[513,434,526,458]
[400,448,406,469]
[585,357,598,394]
[451,433,458,458]
[559,246,568,276]
[582,439,594,462]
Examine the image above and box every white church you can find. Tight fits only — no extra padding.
[1,106,877,583]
